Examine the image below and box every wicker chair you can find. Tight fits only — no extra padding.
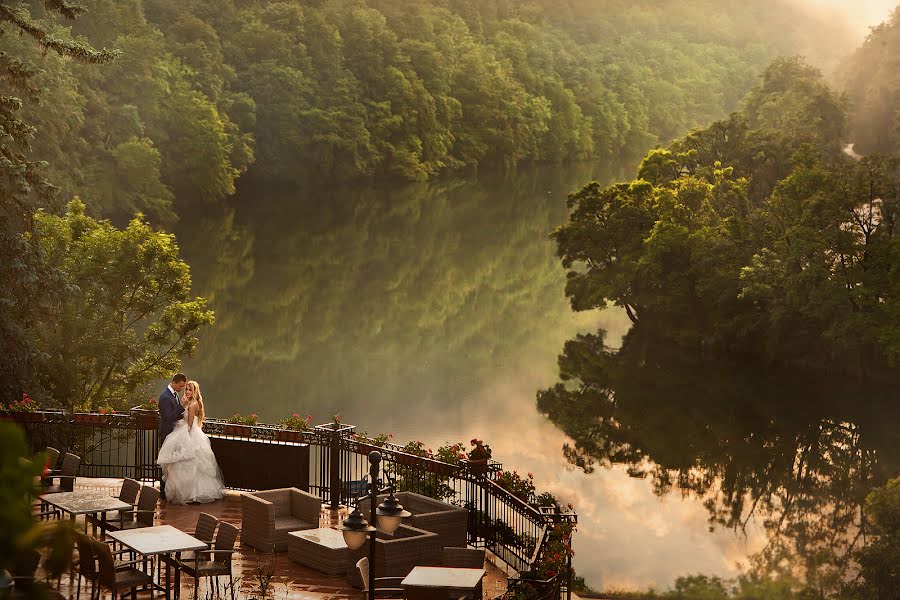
[442,547,485,569]
[180,521,240,600]
[161,512,219,571]
[354,557,404,599]
[87,478,141,531]
[358,492,467,549]
[346,524,441,588]
[92,539,151,600]
[104,485,159,533]
[41,452,81,494]
[240,487,321,551]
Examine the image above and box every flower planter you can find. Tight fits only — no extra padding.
[274,429,304,443]
[426,461,457,476]
[467,458,489,475]
[223,423,253,437]
[13,412,46,423]
[74,413,102,424]
[130,409,159,429]
[356,442,378,456]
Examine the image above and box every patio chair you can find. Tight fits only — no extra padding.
[346,524,442,588]
[354,557,404,599]
[358,492,467,549]
[104,485,159,533]
[180,521,240,600]
[41,452,81,493]
[240,487,322,551]
[87,478,141,531]
[73,532,135,600]
[161,511,219,571]
[92,538,152,600]
[42,447,62,481]
[442,547,486,569]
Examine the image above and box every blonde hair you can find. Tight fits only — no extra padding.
[185,380,205,427]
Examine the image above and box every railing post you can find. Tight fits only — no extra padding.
[330,424,341,509]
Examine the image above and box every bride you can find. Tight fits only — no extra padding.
[157,380,225,504]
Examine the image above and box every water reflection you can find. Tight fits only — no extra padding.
[538,326,900,587]
[180,165,796,590]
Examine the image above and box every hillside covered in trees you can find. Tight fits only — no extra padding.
[9,0,865,222]
[842,7,900,156]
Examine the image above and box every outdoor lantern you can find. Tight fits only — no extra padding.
[375,492,411,534]
[338,507,376,550]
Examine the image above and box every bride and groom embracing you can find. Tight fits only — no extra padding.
[156,373,225,504]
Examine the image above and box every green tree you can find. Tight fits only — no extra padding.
[0,0,115,401]
[31,199,214,410]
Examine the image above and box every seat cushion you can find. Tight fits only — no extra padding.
[274,517,314,533]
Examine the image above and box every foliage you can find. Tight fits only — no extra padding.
[29,200,214,411]
[136,397,159,411]
[0,0,115,402]
[227,413,257,425]
[2,393,38,413]
[841,9,900,156]
[846,478,900,599]
[468,438,492,460]
[393,440,465,501]
[534,521,576,580]
[277,413,312,431]
[0,423,76,584]
[1,0,866,224]
[495,470,536,503]
[553,57,900,371]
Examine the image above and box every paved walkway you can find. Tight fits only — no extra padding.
[50,478,509,600]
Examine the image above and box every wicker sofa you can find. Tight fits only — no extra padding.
[345,524,441,588]
[357,491,468,549]
[241,488,322,552]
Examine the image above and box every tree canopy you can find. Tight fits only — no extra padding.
[553,58,900,371]
[1,0,871,222]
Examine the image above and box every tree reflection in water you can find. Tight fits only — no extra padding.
[538,326,900,588]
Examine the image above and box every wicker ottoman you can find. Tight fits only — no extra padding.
[287,527,348,576]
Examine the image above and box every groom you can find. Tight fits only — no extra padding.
[158,373,187,496]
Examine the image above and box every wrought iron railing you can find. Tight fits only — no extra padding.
[3,409,576,582]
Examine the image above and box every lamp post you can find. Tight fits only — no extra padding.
[338,450,411,600]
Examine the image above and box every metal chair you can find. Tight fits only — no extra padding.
[354,557,404,599]
[180,521,240,600]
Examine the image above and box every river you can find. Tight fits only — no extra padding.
[180,164,802,590]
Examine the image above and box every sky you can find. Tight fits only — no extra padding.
[794,0,896,37]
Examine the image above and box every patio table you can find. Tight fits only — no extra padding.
[287,527,348,575]
[402,566,485,598]
[108,525,207,600]
[40,490,132,533]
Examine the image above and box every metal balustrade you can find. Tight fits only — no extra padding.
[3,409,576,591]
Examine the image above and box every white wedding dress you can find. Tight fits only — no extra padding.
[157,409,225,504]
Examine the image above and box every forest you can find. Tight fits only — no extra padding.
[6,0,869,224]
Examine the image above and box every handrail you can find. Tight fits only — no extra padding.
[4,409,575,578]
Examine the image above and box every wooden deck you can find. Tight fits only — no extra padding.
[48,479,509,600]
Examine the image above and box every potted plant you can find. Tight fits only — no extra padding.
[467,438,492,474]
[6,394,44,423]
[274,413,311,442]
[131,397,160,428]
[223,413,258,436]
[355,432,392,455]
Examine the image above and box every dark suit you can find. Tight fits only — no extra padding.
[158,386,184,495]
[158,386,185,441]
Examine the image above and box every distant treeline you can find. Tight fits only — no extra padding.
[6,0,862,221]
[842,7,900,157]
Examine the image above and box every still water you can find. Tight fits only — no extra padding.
[180,164,878,590]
